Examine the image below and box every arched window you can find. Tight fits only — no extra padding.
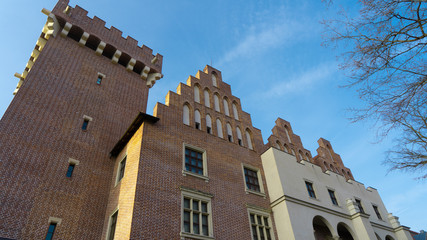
[226,123,233,142]
[204,89,210,108]
[195,110,201,130]
[232,102,239,120]
[284,125,292,143]
[324,162,328,170]
[214,94,220,112]
[183,104,190,125]
[236,127,243,146]
[223,98,230,116]
[330,164,335,172]
[299,151,304,161]
[246,129,253,150]
[291,149,295,155]
[212,72,217,87]
[216,119,223,138]
[275,140,281,149]
[284,144,289,153]
[306,153,310,161]
[206,114,212,134]
[194,85,200,103]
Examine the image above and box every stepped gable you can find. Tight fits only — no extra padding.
[312,138,354,180]
[155,65,264,152]
[51,0,162,73]
[266,118,313,162]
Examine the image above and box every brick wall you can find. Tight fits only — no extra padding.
[0,1,161,238]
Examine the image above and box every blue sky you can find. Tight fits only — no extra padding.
[1,0,425,232]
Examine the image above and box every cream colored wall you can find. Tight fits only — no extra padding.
[262,147,410,240]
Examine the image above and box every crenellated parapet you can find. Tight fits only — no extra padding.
[13,0,163,94]
[266,118,313,162]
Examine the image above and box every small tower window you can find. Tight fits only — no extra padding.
[97,72,105,85]
[66,164,75,178]
[81,115,92,131]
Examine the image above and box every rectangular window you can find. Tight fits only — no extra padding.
[244,167,261,192]
[66,164,75,178]
[373,205,382,220]
[181,189,213,239]
[108,211,118,240]
[328,189,338,205]
[82,119,89,130]
[249,212,272,240]
[355,199,365,213]
[97,73,105,85]
[117,156,127,183]
[185,147,204,175]
[195,122,200,130]
[207,127,212,134]
[305,181,316,198]
[45,223,56,240]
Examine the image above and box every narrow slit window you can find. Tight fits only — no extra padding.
[45,223,57,240]
[66,164,75,178]
[82,119,89,130]
[96,73,105,85]
[117,156,127,183]
[108,211,118,240]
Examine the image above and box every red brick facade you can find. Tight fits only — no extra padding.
[0,1,162,239]
[0,1,359,239]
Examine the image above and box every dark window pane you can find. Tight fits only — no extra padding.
[45,223,56,240]
[108,211,118,240]
[245,168,261,192]
[82,119,89,130]
[118,157,126,182]
[184,210,190,232]
[250,214,255,224]
[252,226,258,239]
[185,148,204,175]
[193,200,199,211]
[201,202,207,213]
[66,164,75,178]
[184,198,190,209]
[259,226,265,240]
[264,217,269,226]
[193,212,200,234]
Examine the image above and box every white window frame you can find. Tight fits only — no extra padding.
[242,163,265,197]
[247,206,275,240]
[180,187,214,240]
[182,143,209,182]
[106,208,119,240]
[115,154,127,186]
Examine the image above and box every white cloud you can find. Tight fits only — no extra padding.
[218,8,315,66]
[261,62,337,98]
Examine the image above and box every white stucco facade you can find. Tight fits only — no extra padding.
[261,147,413,240]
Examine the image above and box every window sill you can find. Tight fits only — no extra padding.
[182,170,209,182]
[245,189,266,198]
[309,196,320,202]
[180,232,215,240]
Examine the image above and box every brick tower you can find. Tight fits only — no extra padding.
[0,1,162,239]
